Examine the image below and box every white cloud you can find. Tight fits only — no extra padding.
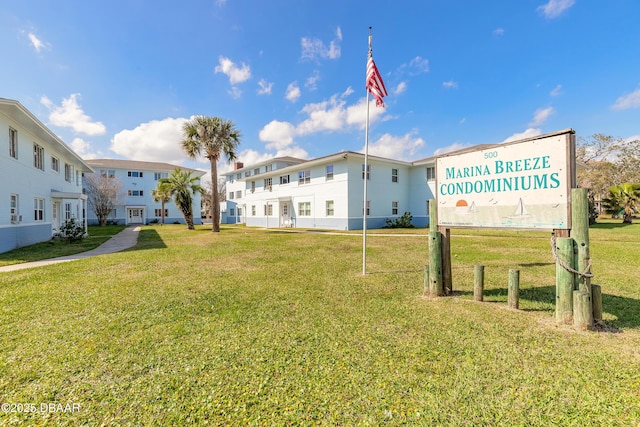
[493,28,505,37]
[550,84,562,96]
[110,117,188,163]
[70,137,103,160]
[27,32,48,53]
[301,26,342,60]
[409,56,429,74]
[459,118,466,124]
[259,120,297,150]
[537,0,575,19]
[228,86,242,99]
[41,94,106,136]
[365,130,426,161]
[305,70,321,91]
[344,96,386,129]
[257,79,273,95]
[214,56,251,85]
[434,142,471,157]
[394,81,408,95]
[529,107,554,126]
[611,88,640,110]
[443,80,458,89]
[285,82,301,102]
[341,86,354,97]
[502,128,542,143]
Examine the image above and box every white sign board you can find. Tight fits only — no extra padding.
[436,130,575,230]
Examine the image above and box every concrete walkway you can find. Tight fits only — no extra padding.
[0,226,141,273]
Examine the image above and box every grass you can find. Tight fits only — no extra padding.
[0,225,126,267]
[0,219,639,425]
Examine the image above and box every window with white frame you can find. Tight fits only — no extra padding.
[9,128,18,159]
[34,143,44,170]
[228,191,234,200]
[34,198,44,221]
[251,205,256,216]
[250,181,256,193]
[235,190,242,199]
[264,204,273,216]
[244,171,251,178]
[102,169,116,178]
[392,201,398,215]
[298,170,310,185]
[65,202,72,220]
[426,166,436,181]
[154,208,168,217]
[298,202,311,216]
[392,168,398,183]
[65,163,74,182]
[10,194,18,219]
[230,208,235,216]
[265,164,272,172]
[279,174,290,185]
[238,207,242,216]
[363,200,370,216]
[127,190,144,196]
[254,168,260,175]
[326,200,334,216]
[51,156,59,172]
[128,171,143,177]
[264,177,272,190]
[361,164,370,180]
[154,172,168,180]
[325,165,334,180]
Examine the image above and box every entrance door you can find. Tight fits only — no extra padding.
[52,201,60,230]
[128,208,143,224]
[281,203,290,227]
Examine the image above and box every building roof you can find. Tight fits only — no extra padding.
[85,159,206,176]
[0,98,94,172]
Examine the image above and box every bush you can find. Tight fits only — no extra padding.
[384,212,415,228]
[55,218,86,243]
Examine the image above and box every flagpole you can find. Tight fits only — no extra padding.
[362,27,372,275]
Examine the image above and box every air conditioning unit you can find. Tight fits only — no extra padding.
[11,214,21,223]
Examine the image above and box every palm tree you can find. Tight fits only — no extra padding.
[181,116,241,232]
[151,185,173,225]
[602,183,640,224]
[158,168,204,230]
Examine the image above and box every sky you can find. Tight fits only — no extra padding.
[2,0,639,184]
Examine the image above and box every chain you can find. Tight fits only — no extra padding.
[550,234,594,278]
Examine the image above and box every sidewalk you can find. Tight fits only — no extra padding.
[0,226,141,273]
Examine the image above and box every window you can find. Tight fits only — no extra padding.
[298,202,311,216]
[279,175,290,185]
[392,168,398,183]
[392,201,398,215]
[298,170,310,185]
[51,156,59,172]
[10,194,18,221]
[9,128,18,159]
[230,208,235,216]
[102,169,116,178]
[265,164,272,172]
[251,205,256,216]
[250,181,256,193]
[34,143,44,170]
[154,172,168,180]
[34,198,44,221]
[127,190,144,196]
[234,190,241,199]
[237,207,242,216]
[264,204,273,216]
[326,200,334,216]
[236,173,241,180]
[128,171,143,177]
[65,164,74,182]
[362,164,370,180]
[426,166,436,181]
[264,178,272,190]
[228,192,234,200]
[244,171,251,178]
[326,165,334,180]
[65,202,72,220]
[154,209,168,217]
[363,200,370,216]
[254,168,260,175]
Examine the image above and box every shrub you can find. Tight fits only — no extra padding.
[55,218,86,243]
[384,212,415,228]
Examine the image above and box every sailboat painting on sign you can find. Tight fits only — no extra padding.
[507,198,533,220]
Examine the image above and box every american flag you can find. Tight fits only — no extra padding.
[366,55,388,107]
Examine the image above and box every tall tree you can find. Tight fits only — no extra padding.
[181,116,241,232]
[602,183,640,224]
[151,185,173,225]
[84,172,125,226]
[158,168,204,230]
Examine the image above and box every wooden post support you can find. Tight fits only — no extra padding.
[440,227,452,295]
[508,269,520,309]
[423,264,429,296]
[592,284,603,321]
[474,265,484,302]
[573,290,594,330]
[555,237,575,324]
[571,188,592,295]
[429,198,437,233]
[428,231,444,297]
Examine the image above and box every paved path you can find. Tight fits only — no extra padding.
[0,226,141,273]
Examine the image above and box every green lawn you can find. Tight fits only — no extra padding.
[1,220,639,425]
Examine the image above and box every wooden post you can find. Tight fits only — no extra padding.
[423,264,429,296]
[592,284,603,321]
[555,237,575,324]
[428,231,444,297]
[573,290,594,330]
[441,227,452,295]
[429,198,437,233]
[508,269,520,309]
[571,188,592,295]
[474,265,484,302]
